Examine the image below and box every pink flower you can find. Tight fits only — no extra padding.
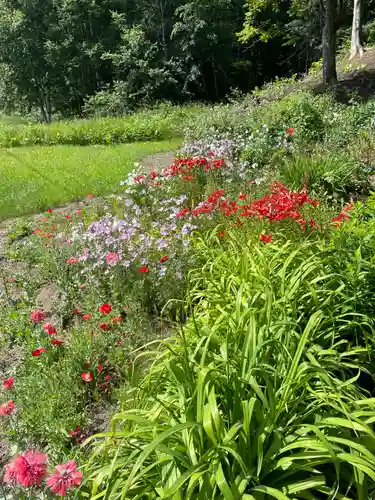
[0,401,15,415]
[66,257,78,264]
[3,377,14,390]
[46,460,83,497]
[5,451,47,487]
[31,310,45,323]
[42,323,56,335]
[106,252,120,266]
[81,372,92,382]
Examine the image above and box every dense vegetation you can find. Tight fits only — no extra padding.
[1,84,375,498]
[0,0,375,120]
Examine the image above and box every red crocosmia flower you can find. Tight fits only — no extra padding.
[42,323,57,335]
[99,323,111,331]
[31,310,45,323]
[32,348,47,357]
[105,375,111,381]
[259,233,273,243]
[3,378,14,390]
[98,304,112,315]
[238,193,247,200]
[47,209,53,214]
[111,316,122,323]
[87,194,94,199]
[46,459,83,497]
[286,127,295,136]
[218,231,225,237]
[160,255,169,263]
[0,401,15,415]
[82,314,92,321]
[51,339,63,346]
[7,450,48,487]
[81,372,92,382]
[139,265,148,273]
[176,208,190,218]
[97,365,103,373]
[66,257,78,264]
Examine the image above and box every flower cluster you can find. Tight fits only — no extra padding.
[4,451,82,497]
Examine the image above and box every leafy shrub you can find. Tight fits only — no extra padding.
[82,235,375,499]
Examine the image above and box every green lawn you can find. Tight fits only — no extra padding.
[0,139,180,219]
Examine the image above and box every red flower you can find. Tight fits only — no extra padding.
[286,127,295,136]
[105,375,111,381]
[81,372,92,382]
[4,451,47,487]
[99,323,111,331]
[31,310,45,323]
[260,233,273,243]
[176,208,190,218]
[160,255,169,263]
[139,265,149,273]
[47,209,53,214]
[98,304,112,315]
[238,193,247,200]
[46,459,83,497]
[51,339,63,346]
[87,194,94,199]
[76,209,82,215]
[70,426,81,436]
[115,339,121,345]
[111,316,122,323]
[32,348,47,357]
[65,215,71,220]
[42,322,56,335]
[183,175,194,181]
[82,314,92,321]
[97,365,103,373]
[218,231,225,237]
[66,257,78,264]
[0,401,15,415]
[3,378,14,390]
[73,308,80,314]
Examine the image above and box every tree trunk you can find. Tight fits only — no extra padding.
[350,0,363,59]
[322,0,337,85]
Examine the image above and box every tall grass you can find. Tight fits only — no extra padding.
[80,235,375,499]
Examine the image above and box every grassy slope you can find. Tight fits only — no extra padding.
[0,139,180,219]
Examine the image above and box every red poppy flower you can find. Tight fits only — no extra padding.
[97,365,103,373]
[65,215,71,220]
[259,233,273,243]
[286,127,295,136]
[176,208,190,218]
[32,348,47,357]
[159,256,169,263]
[47,209,53,214]
[81,372,92,382]
[218,231,225,237]
[66,257,78,264]
[42,323,56,335]
[0,401,15,415]
[82,314,92,321]
[99,323,111,331]
[139,265,148,273]
[3,378,14,390]
[51,339,63,346]
[31,310,45,323]
[98,304,112,315]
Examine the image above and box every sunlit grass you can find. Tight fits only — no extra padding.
[0,139,180,219]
